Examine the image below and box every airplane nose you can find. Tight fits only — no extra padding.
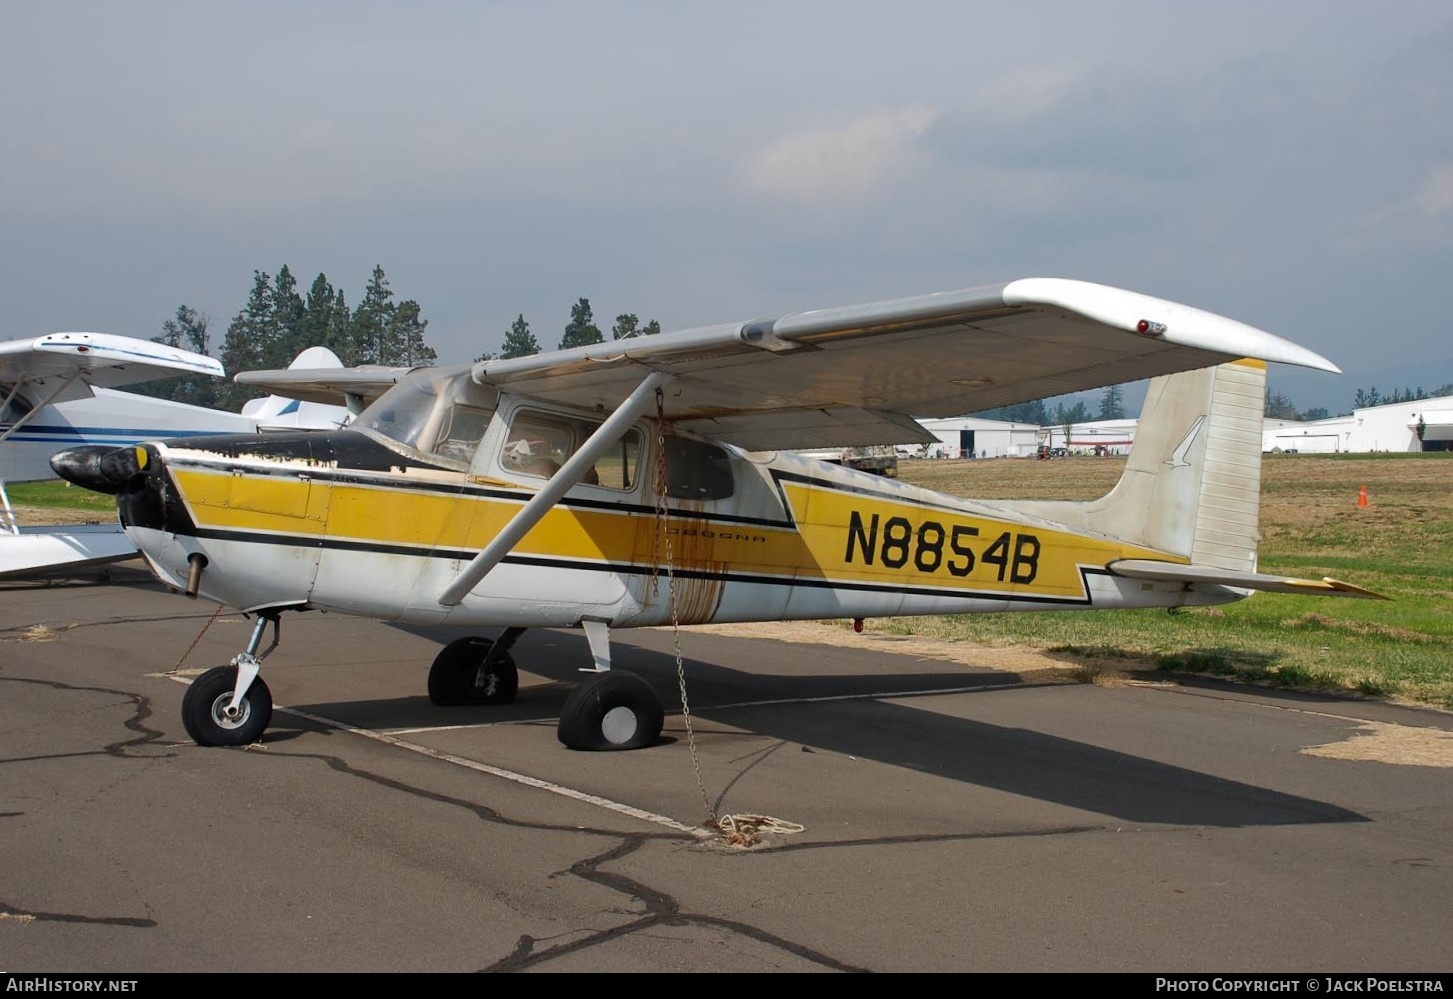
[50,445,149,495]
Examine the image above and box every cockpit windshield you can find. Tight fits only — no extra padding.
[354,367,498,469]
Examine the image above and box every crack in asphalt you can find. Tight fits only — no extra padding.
[479,835,868,972]
[0,676,175,762]
[0,900,156,929]
[0,677,169,932]
[256,744,868,972]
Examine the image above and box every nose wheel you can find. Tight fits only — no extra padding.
[181,665,274,746]
[179,610,281,747]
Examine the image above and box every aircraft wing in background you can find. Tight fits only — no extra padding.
[234,362,414,415]
[0,332,223,392]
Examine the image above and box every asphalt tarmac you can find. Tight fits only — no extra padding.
[3,564,1451,973]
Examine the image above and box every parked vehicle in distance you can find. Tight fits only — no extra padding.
[796,445,899,477]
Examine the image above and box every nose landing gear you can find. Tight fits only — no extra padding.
[180,612,280,747]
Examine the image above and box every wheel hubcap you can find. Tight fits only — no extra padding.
[473,665,498,696]
[601,706,638,744]
[209,693,250,730]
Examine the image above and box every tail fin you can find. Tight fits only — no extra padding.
[1006,360,1383,599]
[240,347,351,429]
[1093,358,1267,570]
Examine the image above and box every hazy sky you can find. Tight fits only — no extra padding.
[4,2,1450,409]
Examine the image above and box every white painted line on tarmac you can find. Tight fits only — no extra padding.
[163,675,710,839]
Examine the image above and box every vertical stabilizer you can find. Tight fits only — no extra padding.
[1002,359,1268,571]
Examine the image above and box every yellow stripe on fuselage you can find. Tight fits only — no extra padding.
[170,463,1178,600]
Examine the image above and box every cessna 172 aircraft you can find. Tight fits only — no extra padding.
[52,277,1379,752]
[1,334,354,578]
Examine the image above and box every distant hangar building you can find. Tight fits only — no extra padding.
[1262,395,1453,453]
[914,416,1040,458]
[910,394,1453,459]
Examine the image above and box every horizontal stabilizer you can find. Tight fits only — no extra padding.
[1108,559,1387,600]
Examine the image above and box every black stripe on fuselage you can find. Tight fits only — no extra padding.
[187,525,1100,606]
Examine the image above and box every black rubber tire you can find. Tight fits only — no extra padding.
[181,665,273,747]
[427,637,519,706]
[557,671,664,751]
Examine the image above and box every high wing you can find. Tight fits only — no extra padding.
[0,332,223,391]
[470,278,1339,450]
[233,363,414,414]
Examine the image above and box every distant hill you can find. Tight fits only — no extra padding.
[1267,358,1453,417]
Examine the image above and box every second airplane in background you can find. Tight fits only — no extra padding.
[2,335,365,578]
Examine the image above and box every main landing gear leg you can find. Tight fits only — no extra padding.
[557,619,664,752]
[181,612,280,747]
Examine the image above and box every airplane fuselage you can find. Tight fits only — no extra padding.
[115,419,1218,629]
[1,387,259,485]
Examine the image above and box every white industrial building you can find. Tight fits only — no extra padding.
[1262,395,1453,453]
[909,394,1453,459]
[914,416,1041,458]
[1038,418,1139,456]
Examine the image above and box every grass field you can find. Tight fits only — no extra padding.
[894,452,1453,710]
[14,453,1453,709]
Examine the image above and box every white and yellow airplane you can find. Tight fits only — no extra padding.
[52,278,1381,752]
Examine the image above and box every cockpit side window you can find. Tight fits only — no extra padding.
[502,409,642,490]
[432,403,493,465]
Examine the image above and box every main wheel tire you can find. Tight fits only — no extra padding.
[181,665,273,747]
[427,637,519,706]
[557,671,664,751]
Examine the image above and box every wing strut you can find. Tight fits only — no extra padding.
[437,370,675,607]
[0,373,81,534]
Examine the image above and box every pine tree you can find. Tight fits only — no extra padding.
[612,313,639,340]
[500,314,540,358]
[351,265,396,365]
[299,273,338,355]
[388,300,436,366]
[641,319,661,336]
[559,298,604,349]
[219,270,277,410]
[269,264,305,367]
[326,288,352,363]
[1264,388,1300,420]
[1098,384,1125,420]
[1050,400,1091,425]
[973,399,1048,424]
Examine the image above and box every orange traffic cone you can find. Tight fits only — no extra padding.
[1357,484,1369,508]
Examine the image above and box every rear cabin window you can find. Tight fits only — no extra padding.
[503,410,642,490]
[663,437,734,500]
